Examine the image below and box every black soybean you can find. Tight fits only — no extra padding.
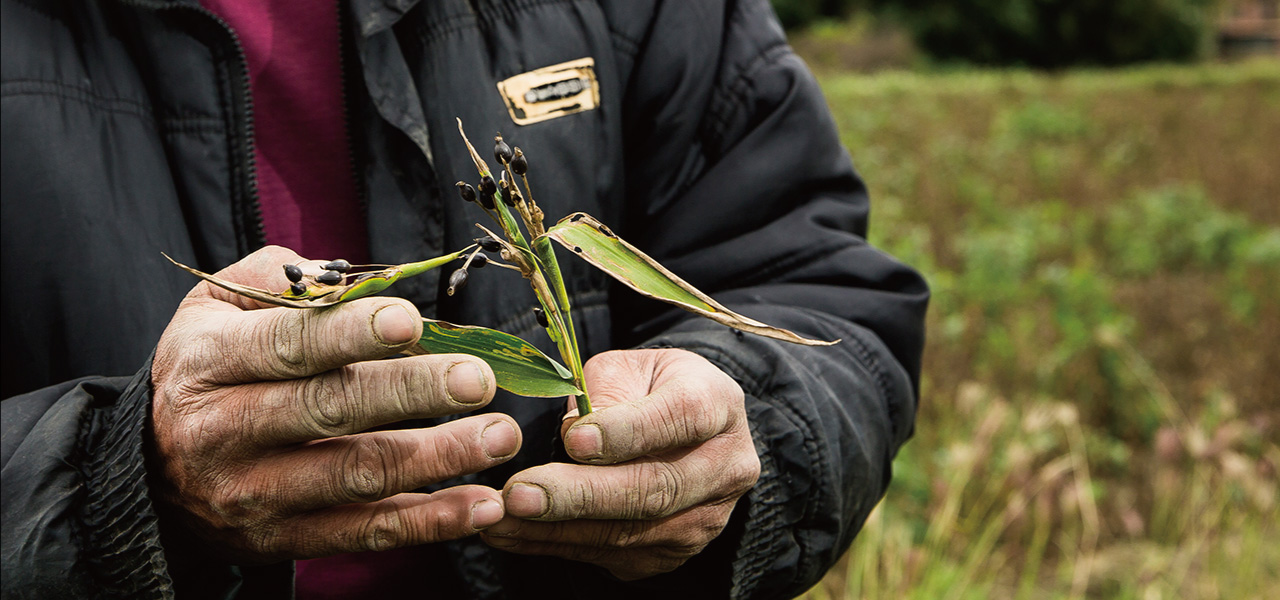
[289,282,308,296]
[322,259,351,273]
[510,148,528,176]
[447,269,469,296]
[479,175,497,196]
[533,307,549,328]
[283,264,303,282]
[471,253,489,269]
[317,270,343,285]
[456,181,477,204]
[477,236,502,252]
[494,135,513,164]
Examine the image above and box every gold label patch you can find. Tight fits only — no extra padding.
[497,57,599,126]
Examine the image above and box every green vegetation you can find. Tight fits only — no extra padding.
[772,0,1217,67]
[800,59,1280,599]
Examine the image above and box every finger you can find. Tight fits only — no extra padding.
[502,439,758,521]
[563,350,744,464]
[273,486,506,559]
[225,354,494,446]
[480,501,732,550]
[243,415,521,511]
[191,296,425,385]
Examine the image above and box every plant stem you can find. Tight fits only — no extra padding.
[533,236,590,414]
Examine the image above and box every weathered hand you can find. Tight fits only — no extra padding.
[149,246,521,563]
[480,349,760,580]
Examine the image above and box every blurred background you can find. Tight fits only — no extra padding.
[773,1,1280,598]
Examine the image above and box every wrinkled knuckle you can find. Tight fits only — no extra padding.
[242,524,284,558]
[728,453,762,493]
[638,465,683,519]
[300,372,354,437]
[433,430,480,476]
[685,393,722,441]
[339,437,392,503]
[264,312,308,374]
[658,543,700,565]
[359,506,404,552]
[689,511,726,547]
[608,520,648,550]
[212,481,269,523]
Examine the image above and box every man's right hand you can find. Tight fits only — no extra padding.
[149,246,520,563]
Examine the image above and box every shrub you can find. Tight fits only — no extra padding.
[878,0,1217,68]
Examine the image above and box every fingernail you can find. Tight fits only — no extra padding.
[446,361,488,405]
[565,423,603,461]
[471,498,503,530]
[482,420,519,459]
[506,483,548,518]
[561,408,580,422]
[372,305,417,346]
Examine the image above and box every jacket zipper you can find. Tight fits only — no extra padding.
[336,0,369,221]
[120,0,265,252]
[201,8,266,251]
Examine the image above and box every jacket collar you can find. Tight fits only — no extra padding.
[349,0,422,37]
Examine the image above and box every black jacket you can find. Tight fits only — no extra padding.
[1,0,929,598]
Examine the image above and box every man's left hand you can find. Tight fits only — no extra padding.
[480,349,760,580]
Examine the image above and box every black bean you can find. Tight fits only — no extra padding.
[476,236,503,252]
[283,264,303,282]
[533,307,549,328]
[471,253,489,269]
[317,270,343,285]
[447,268,469,296]
[479,175,497,196]
[322,260,351,273]
[494,134,513,164]
[456,181,477,204]
[478,189,496,210]
[289,282,308,296]
[510,148,528,176]
[500,177,517,206]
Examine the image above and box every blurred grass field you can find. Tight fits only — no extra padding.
[798,56,1280,599]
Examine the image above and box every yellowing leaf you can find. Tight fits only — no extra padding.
[542,213,838,346]
[405,319,582,398]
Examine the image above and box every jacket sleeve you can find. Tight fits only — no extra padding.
[599,1,929,597]
[1,364,175,599]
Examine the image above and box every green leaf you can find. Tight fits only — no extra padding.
[542,213,838,347]
[406,319,582,398]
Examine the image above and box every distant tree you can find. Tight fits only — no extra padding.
[772,0,1218,68]
[771,0,867,29]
